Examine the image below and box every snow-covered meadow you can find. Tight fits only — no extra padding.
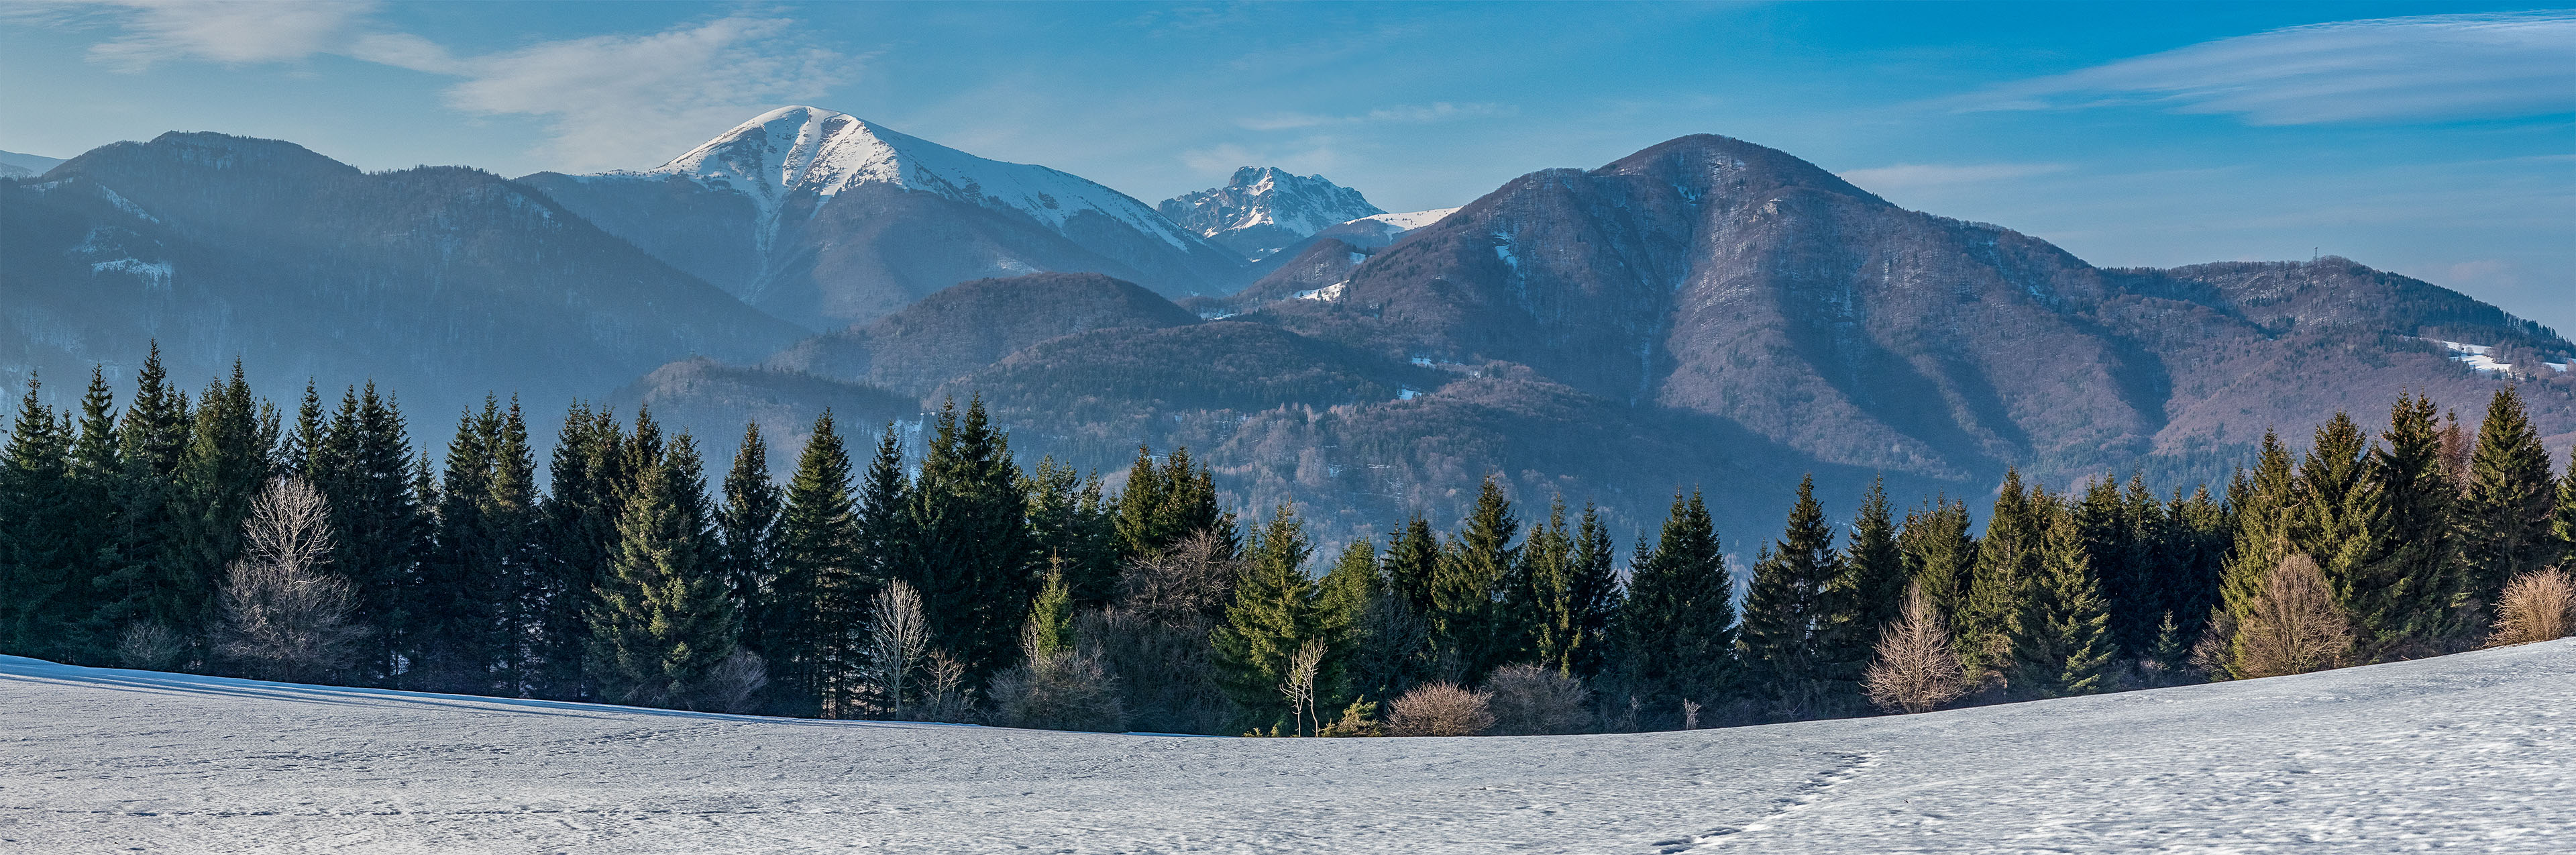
[4,641,2571,853]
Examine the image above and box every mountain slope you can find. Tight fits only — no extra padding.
[8,638,2571,852]
[765,272,1203,397]
[1159,166,1385,260]
[0,132,804,423]
[0,149,64,179]
[519,107,1246,329]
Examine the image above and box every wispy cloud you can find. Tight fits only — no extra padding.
[1837,162,2070,191]
[1240,101,1517,131]
[50,4,851,170]
[72,0,374,71]
[438,17,850,170]
[1957,11,2576,125]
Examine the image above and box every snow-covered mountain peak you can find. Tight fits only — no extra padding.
[1159,167,1385,260]
[641,105,1193,251]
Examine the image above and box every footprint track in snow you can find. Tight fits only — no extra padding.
[1654,750,1880,852]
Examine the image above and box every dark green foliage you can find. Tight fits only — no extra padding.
[716,423,782,648]
[588,435,739,709]
[906,397,1037,683]
[2159,485,2231,658]
[1384,514,1440,617]
[2010,505,2115,697]
[1961,470,2042,676]
[1898,495,1976,621]
[2454,387,2559,611]
[1739,476,1843,717]
[1024,458,1117,608]
[0,375,76,658]
[2218,433,2300,625]
[414,400,511,694]
[1431,475,1516,681]
[2294,413,2392,645]
[535,403,625,699]
[1612,490,1733,727]
[167,363,277,660]
[1112,446,1236,561]
[1210,505,1332,728]
[765,410,861,717]
[311,384,429,687]
[1815,479,1904,712]
[2555,447,2575,570]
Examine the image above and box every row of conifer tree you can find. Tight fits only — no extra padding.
[0,347,2570,733]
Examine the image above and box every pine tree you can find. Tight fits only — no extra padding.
[2162,485,2231,653]
[1816,478,1904,712]
[1612,490,1733,727]
[2112,475,2171,655]
[2454,387,2558,612]
[2341,393,2462,652]
[1564,503,1622,682]
[1431,474,1517,681]
[1112,446,1236,561]
[2010,505,2115,697]
[1210,505,1328,728]
[317,384,429,687]
[851,422,909,606]
[1022,564,1074,659]
[1317,537,1378,654]
[534,403,624,699]
[2294,412,2392,648]
[2554,446,2575,570]
[767,410,861,717]
[588,435,738,709]
[415,401,508,693]
[1898,496,1976,621]
[1739,476,1843,717]
[716,422,782,653]
[906,397,1037,683]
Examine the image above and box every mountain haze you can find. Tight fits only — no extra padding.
[519,107,1246,330]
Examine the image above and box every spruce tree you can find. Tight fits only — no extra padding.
[1815,478,1903,712]
[1024,457,1117,607]
[2454,387,2558,611]
[1612,490,1733,727]
[1960,470,2041,676]
[851,423,909,608]
[2218,432,2300,625]
[588,435,738,709]
[2554,447,2575,570]
[1317,537,1378,654]
[716,422,782,650]
[2113,475,2171,655]
[1898,496,1976,621]
[166,363,274,657]
[2010,505,2115,697]
[1210,505,1328,728]
[416,401,507,693]
[1564,503,1622,682]
[535,403,625,699]
[767,410,860,717]
[1517,497,1578,674]
[59,368,123,662]
[1384,513,1441,617]
[1112,446,1236,561]
[2341,393,2463,652]
[906,397,1037,683]
[2295,412,2392,642]
[91,344,192,658]
[2162,485,2231,652]
[0,375,74,658]
[319,384,429,687]
[1431,474,1517,681]
[1022,564,1075,658]
[1739,475,1842,716]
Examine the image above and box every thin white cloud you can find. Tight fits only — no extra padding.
[1960,11,2576,125]
[1838,162,2070,191]
[440,17,851,171]
[52,5,851,171]
[1242,101,1516,132]
[76,0,374,72]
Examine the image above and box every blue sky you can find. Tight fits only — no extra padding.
[4,1,2570,332]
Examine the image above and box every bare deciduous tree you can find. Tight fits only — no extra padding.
[115,621,186,670]
[1483,664,1592,735]
[2489,568,2575,647]
[1114,530,1237,624]
[1864,581,1970,714]
[1387,681,1495,737]
[1279,638,1325,736]
[219,477,368,683]
[914,650,975,723]
[2231,555,2353,678]
[861,581,931,716]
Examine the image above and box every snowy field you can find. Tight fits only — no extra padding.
[3,642,2571,854]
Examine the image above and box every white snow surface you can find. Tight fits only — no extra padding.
[5,642,2575,852]
[634,106,1195,252]
[1362,206,1461,232]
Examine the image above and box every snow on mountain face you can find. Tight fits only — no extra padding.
[641,106,1196,252]
[1159,166,1385,260]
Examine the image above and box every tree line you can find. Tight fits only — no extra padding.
[1,346,2571,734]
